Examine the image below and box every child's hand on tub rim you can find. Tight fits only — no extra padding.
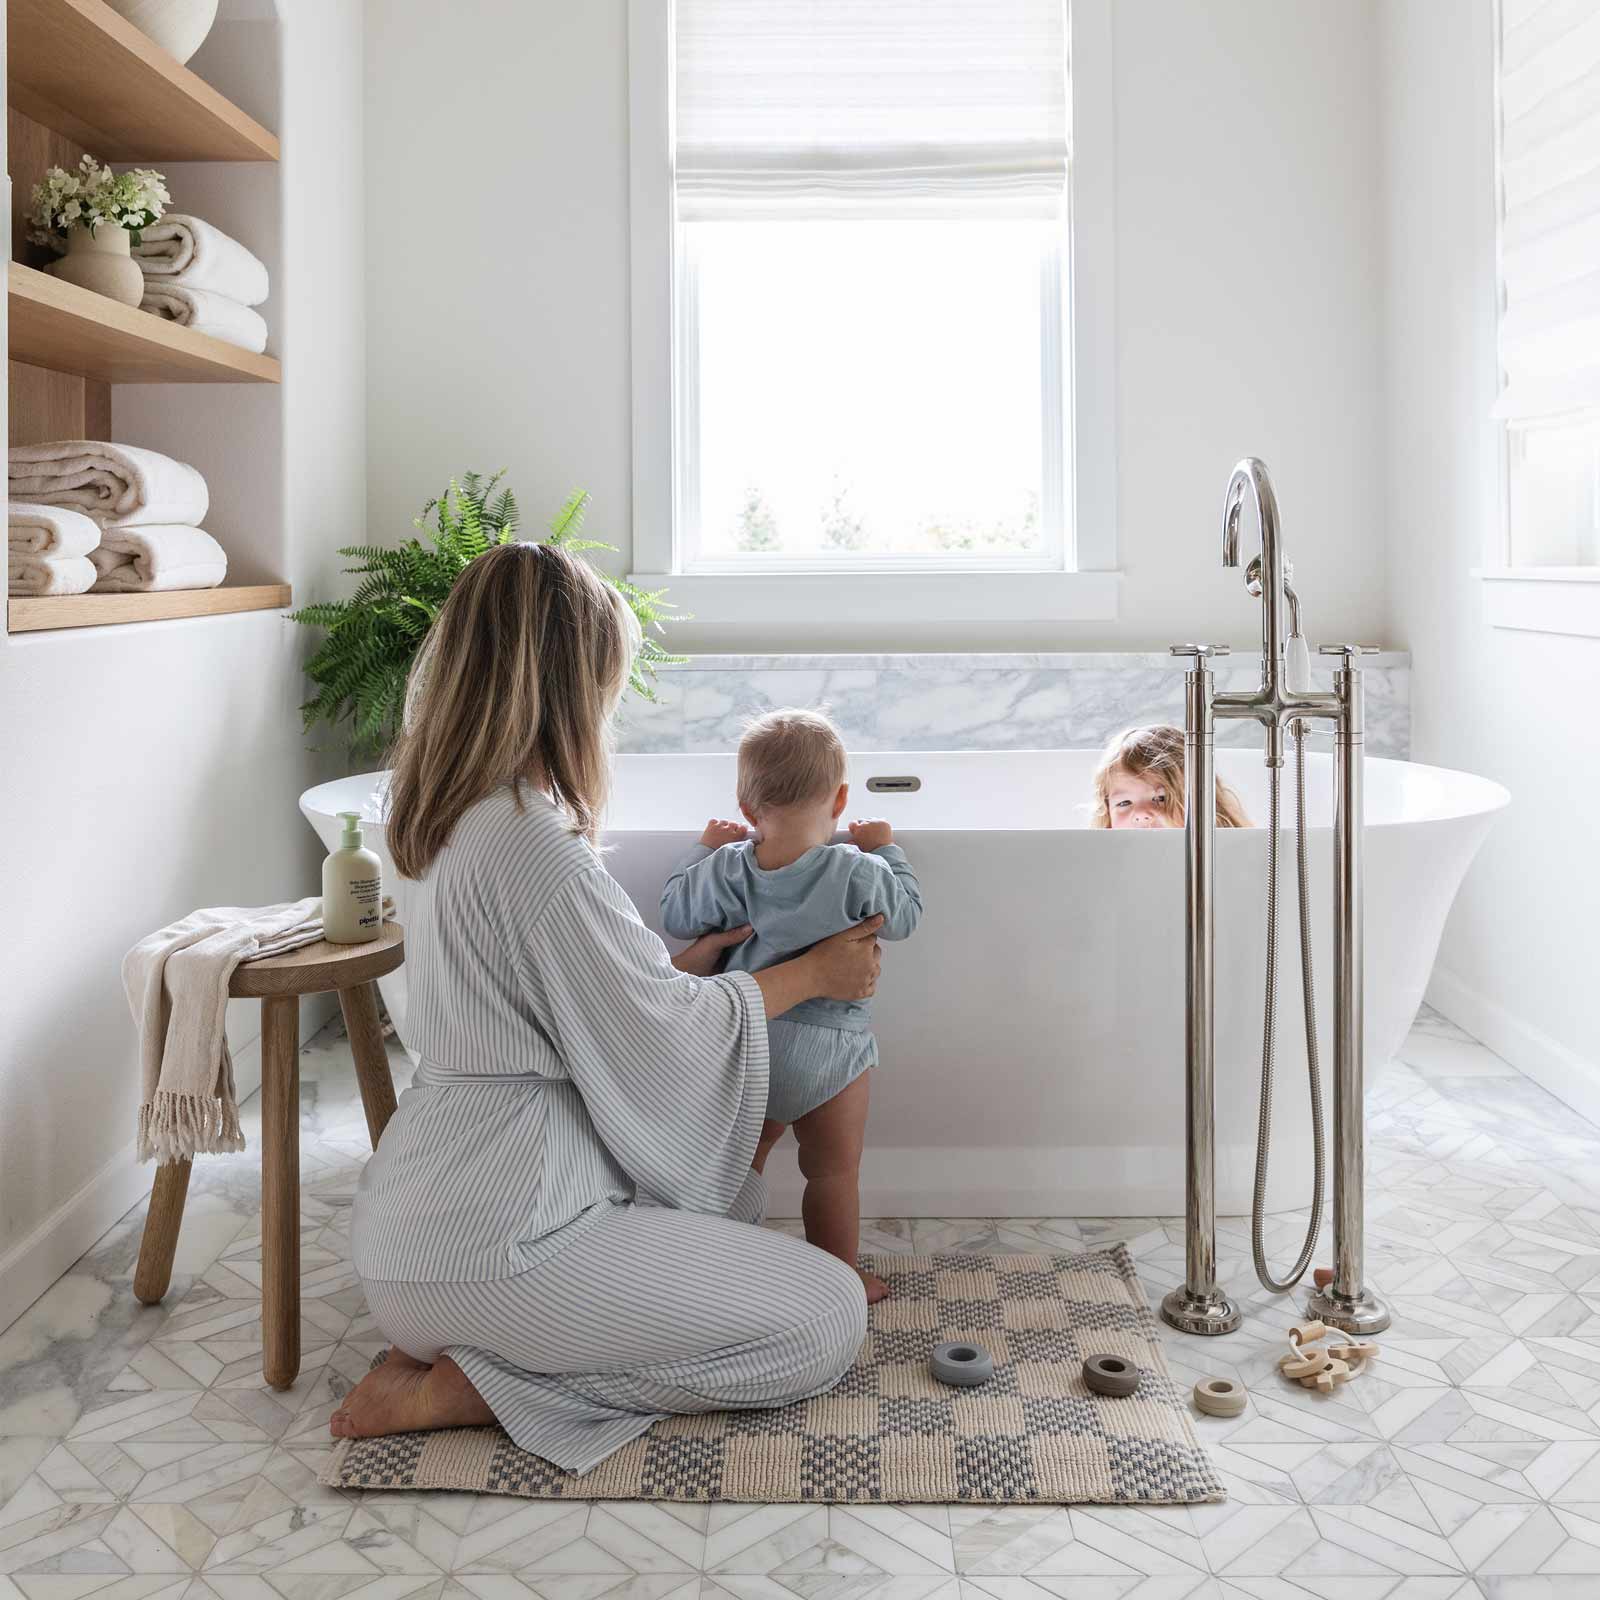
[848,818,895,852]
[699,817,750,848]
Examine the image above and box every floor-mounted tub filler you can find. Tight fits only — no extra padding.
[300,610,1504,1240]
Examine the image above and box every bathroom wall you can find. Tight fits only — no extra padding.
[0,0,367,1326]
[1379,0,1600,1120]
[363,0,1389,656]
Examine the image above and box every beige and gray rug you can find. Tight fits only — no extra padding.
[321,1244,1223,1505]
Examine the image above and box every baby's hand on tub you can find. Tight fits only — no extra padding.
[848,818,894,852]
[700,818,750,848]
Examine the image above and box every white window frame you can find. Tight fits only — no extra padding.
[1477,0,1600,638]
[626,0,1119,627]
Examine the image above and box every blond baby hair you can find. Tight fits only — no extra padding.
[737,708,848,817]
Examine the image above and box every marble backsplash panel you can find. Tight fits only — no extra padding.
[616,652,1411,758]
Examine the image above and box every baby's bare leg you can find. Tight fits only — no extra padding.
[752,1118,787,1174]
[792,1072,886,1303]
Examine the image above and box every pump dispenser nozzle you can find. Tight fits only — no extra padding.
[339,811,363,847]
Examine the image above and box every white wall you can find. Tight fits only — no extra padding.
[364,0,1388,655]
[0,0,367,1326]
[1380,0,1600,1118]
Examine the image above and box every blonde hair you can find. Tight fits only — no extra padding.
[1090,724,1251,830]
[386,542,639,878]
[737,708,847,817]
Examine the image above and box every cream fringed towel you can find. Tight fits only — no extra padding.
[126,898,325,1164]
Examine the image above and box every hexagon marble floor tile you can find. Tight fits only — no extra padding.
[4,1005,1600,1600]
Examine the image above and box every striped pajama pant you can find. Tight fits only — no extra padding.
[361,1172,868,1475]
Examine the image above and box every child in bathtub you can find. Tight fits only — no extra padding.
[660,708,922,1304]
[1091,724,1252,829]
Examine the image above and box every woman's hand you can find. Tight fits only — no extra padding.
[671,925,753,977]
[803,916,885,1001]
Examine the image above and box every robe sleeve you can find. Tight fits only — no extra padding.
[520,863,770,1215]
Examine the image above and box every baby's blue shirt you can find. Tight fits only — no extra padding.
[659,839,923,1031]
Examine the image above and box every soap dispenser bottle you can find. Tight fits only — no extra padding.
[323,811,383,944]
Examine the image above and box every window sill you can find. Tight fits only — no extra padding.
[627,568,1121,626]
[1473,568,1600,638]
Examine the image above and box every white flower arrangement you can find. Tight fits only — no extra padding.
[28,156,170,249]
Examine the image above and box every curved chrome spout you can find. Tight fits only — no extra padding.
[1222,458,1284,688]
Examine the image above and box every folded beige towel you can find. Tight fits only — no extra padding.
[9,441,209,530]
[8,553,96,596]
[127,897,396,1164]
[141,284,268,354]
[133,214,269,306]
[8,501,101,557]
[88,525,227,592]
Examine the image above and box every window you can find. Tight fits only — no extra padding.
[628,0,1118,624]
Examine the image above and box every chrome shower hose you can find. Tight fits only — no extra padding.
[1252,720,1327,1293]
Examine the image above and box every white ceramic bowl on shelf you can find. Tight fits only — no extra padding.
[103,0,219,64]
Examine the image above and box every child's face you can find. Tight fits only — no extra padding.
[1106,767,1178,830]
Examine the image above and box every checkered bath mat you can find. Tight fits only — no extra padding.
[320,1245,1223,1504]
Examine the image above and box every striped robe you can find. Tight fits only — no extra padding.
[350,785,867,1473]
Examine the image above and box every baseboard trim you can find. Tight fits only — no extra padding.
[0,1014,280,1335]
[1427,965,1600,1129]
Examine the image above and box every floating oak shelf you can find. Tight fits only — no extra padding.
[8,583,292,632]
[9,263,281,384]
[8,0,279,161]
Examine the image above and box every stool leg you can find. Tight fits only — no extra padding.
[260,994,300,1391]
[340,981,398,1149]
[133,1159,192,1305]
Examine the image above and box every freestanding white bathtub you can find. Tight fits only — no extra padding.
[302,749,1506,1218]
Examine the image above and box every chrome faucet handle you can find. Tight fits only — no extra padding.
[1317,644,1379,659]
[1170,644,1231,658]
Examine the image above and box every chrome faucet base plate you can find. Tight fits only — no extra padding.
[1304,1284,1392,1337]
[1160,1286,1242,1337]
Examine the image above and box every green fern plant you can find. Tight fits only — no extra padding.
[291,472,686,753]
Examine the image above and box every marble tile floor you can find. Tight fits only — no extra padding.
[3,1006,1599,1600]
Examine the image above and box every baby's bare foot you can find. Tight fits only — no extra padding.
[858,1267,890,1304]
[329,1353,494,1439]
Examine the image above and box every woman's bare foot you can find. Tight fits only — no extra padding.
[858,1267,890,1305]
[329,1352,494,1438]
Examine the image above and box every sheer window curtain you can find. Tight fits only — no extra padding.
[1494,0,1600,424]
[673,0,1069,213]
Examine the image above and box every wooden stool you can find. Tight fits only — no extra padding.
[133,925,405,1391]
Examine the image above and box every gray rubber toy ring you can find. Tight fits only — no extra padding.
[931,1341,995,1387]
[1083,1353,1141,1397]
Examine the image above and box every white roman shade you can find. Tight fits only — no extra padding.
[1495,0,1600,421]
[673,0,1068,215]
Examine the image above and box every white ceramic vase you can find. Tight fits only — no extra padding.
[49,225,145,307]
[102,0,220,64]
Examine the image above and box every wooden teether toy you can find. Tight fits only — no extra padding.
[1193,1377,1247,1417]
[1280,1319,1378,1393]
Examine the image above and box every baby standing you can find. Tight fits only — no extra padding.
[660,710,922,1302]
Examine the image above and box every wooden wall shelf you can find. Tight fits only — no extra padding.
[8,582,292,632]
[8,0,279,161]
[9,263,281,384]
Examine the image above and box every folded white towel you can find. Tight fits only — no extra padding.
[127,896,396,1164]
[8,552,96,596]
[140,285,268,354]
[132,214,269,306]
[9,441,209,530]
[8,501,101,557]
[88,525,227,592]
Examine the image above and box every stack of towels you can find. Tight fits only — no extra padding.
[134,214,269,355]
[8,442,227,596]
